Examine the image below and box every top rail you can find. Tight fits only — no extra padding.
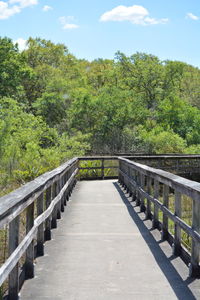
[0,157,78,228]
[1,154,200,299]
[0,157,79,300]
[119,157,200,200]
[118,157,200,278]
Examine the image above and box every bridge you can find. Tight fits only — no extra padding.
[0,156,200,299]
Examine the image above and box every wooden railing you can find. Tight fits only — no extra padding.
[126,155,200,175]
[118,157,200,277]
[78,156,118,179]
[0,158,78,299]
[1,155,200,299]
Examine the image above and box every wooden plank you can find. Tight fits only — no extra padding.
[0,169,78,287]
[101,158,105,180]
[140,174,145,212]
[190,197,200,277]
[119,168,200,243]
[61,176,65,212]
[152,180,159,229]
[25,203,34,279]
[136,171,140,206]
[37,193,44,256]
[173,191,182,256]
[0,158,78,227]
[51,183,57,229]
[145,177,151,219]
[119,158,200,201]
[79,156,118,160]
[45,186,52,241]
[56,179,62,219]
[79,166,118,170]
[162,185,169,241]
[8,216,19,300]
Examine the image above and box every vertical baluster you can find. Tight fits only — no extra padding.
[66,170,70,201]
[118,160,121,184]
[45,185,52,241]
[136,172,140,206]
[173,190,182,256]
[140,174,145,212]
[101,158,104,180]
[128,165,132,197]
[8,216,19,300]
[145,177,151,219]
[61,175,65,212]
[126,163,129,191]
[189,197,200,277]
[25,203,34,279]
[152,180,159,229]
[51,182,57,228]
[132,169,137,202]
[69,168,72,197]
[37,192,44,256]
[56,178,61,219]
[64,172,68,205]
[162,185,169,241]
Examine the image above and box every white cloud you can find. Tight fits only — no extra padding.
[63,23,79,29]
[14,38,28,51]
[43,5,52,12]
[59,16,79,30]
[9,0,38,8]
[100,5,168,25]
[0,0,37,19]
[186,12,199,20]
[0,1,20,19]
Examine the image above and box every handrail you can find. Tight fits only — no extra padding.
[1,154,200,299]
[118,157,200,278]
[79,156,118,179]
[0,157,79,299]
[0,157,78,226]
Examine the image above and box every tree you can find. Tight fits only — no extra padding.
[0,37,27,99]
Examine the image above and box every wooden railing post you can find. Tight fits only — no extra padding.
[45,185,52,241]
[56,179,62,219]
[173,190,182,256]
[51,182,57,229]
[145,177,151,219]
[101,158,104,180]
[152,180,159,229]
[140,173,145,212]
[25,203,34,279]
[66,171,70,202]
[37,192,44,256]
[8,216,20,300]
[61,175,65,212]
[162,185,169,241]
[131,169,136,202]
[189,197,200,277]
[128,165,132,197]
[136,171,141,206]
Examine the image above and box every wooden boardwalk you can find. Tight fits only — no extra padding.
[20,180,200,300]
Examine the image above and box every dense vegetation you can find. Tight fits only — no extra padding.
[1,36,200,191]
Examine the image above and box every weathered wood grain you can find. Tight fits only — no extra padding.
[119,157,200,277]
[0,168,78,288]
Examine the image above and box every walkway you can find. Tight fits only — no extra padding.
[20,180,200,300]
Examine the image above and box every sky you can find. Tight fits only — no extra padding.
[0,0,200,67]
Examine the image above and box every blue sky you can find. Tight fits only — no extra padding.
[0,0,200,67]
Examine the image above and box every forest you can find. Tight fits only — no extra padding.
[1,36,200,192]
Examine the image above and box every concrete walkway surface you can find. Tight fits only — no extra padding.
[20,180,200,300]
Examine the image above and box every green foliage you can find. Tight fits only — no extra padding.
[139,125,186,154]
[1,36,200,192]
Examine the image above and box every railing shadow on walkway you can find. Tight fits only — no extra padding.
[113,182,198,300]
